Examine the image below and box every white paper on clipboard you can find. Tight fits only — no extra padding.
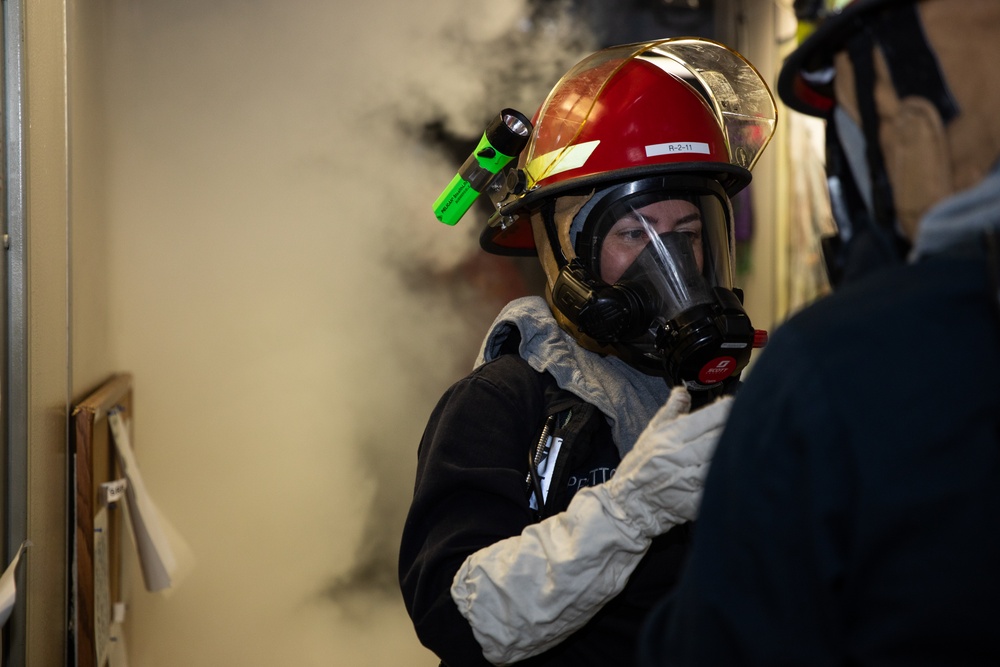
[0,541,31,628]
[108,408,193,592]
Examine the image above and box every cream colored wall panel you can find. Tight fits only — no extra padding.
[22,0,71,662]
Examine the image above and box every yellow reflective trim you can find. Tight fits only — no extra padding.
[797,20,818,44]
[524,141,601,188]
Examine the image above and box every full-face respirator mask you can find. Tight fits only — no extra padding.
[549,177,764,390]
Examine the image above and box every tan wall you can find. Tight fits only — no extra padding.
[21,0,70,663]
[69,0,116,392]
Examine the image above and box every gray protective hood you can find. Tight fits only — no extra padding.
[476,296,671,457]
[911,160,1000,261]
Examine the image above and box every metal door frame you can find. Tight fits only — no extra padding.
[3,0,29,664]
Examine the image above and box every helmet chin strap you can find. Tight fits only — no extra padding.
[845,27,901,254]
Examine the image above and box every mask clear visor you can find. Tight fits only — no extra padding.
[618,229,715,326]
[579,185,734,295]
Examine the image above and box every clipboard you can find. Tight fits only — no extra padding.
[70,373,133,667]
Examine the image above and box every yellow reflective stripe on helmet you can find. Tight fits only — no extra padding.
[525,141,601,188]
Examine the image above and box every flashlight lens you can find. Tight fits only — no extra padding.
[503,112,530,138]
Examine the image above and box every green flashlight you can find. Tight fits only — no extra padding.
[433,108,532,226]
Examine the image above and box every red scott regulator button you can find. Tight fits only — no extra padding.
[698,356,737,385]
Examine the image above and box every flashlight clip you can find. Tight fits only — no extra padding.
[486,169,529,230]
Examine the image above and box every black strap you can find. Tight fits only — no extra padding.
[872,2,958,123]
[846,30,897,236]
[525,368,578,515]
[844,26,911,267]
[540,197,569,268]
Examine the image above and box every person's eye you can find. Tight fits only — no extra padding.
[615,227,647,242]
[676,221,703,241]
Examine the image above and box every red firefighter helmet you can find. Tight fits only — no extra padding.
[482,37,777,255]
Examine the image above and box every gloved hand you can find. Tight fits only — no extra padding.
[599,385,732,537]
[451,385,732,665]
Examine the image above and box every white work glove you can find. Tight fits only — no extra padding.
[600,386,732,537]
[451,386,732,665]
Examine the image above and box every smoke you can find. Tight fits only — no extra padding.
[103,0,595,665]
[324,0,598,612]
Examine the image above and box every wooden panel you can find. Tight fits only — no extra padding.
[71,373,133,667]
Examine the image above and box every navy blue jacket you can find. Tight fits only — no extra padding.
[640,245,1000,665]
